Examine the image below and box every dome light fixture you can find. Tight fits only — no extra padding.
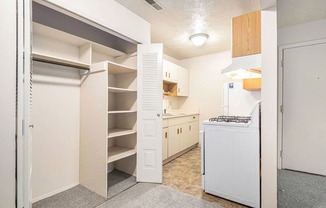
[189,33,209,46]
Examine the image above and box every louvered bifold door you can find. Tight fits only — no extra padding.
[137,44,163,183]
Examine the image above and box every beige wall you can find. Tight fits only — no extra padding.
[0,0,16,207]
[180,51,234,129]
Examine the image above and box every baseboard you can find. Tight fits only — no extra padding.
[31,182,79,203]
[163,143,198,165]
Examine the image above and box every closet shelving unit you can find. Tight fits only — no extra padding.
[107,61,137,165]
[80,60,138,198]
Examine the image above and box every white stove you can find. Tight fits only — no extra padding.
[202,101,261,208]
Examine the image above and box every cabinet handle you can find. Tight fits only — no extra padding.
[193,116,195,119]
[180,128,182,134]
[189,125,191,131]
[165,72,167,77]
[169,72,170,78]
[165,132,167,138]
[178,88,180,93]
[177,128,179,134]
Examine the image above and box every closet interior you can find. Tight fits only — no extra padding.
[31,1,138,203]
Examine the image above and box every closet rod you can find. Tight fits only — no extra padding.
[32,53,90,70]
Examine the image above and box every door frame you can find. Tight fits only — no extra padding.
[278,38,326,169]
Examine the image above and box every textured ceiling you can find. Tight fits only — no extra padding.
[278,0,326,28]
[115,0,261,59]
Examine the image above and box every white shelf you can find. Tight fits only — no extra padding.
[107,146,136,163]
[32,52,90,70]
[108,110,137,114]
[108,128,136,138]
[108,87,137,93]
[107,61,137,74]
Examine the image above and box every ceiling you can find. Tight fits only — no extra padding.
[115,0,326,59]
[115,0,261,59]
[278,0,326,28]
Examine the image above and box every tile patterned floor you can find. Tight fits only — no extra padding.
[163,147,247,208]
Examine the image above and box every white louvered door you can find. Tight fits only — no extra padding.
[137,44,163,183]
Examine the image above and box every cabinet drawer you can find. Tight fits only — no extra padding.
[168,114,199,126]
[163,119,169,128]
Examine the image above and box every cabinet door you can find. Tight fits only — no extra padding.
[177,66,189,97]
[247,11,261,55]
[168,125,180,157]
[168,62,178,83]
[179,123,190,151]
[162,128,168,160]
[189,121,199,146]
[232,13,249,58]
[163,60,177,83]
[162,60,169,81]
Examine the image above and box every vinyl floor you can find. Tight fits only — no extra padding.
[163,147,247,208]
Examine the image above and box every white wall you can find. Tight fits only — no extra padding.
[32,63,81,202]
[261,9,278,208]
[278,18,326,46]
[40,0,151,44]
[0,0,16,207]
[180,51,234,129]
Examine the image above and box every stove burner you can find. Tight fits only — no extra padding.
[209,116,251,123]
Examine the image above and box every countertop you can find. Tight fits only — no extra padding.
[163,112,199,119]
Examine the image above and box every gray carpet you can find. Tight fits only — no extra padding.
[32,185,106,208]
[108,169,137,199]
[278,169,326,208]
[98,183,222,208]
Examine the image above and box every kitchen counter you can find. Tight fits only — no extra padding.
[163,112,199,119]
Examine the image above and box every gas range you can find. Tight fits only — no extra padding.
[209,116,251,123]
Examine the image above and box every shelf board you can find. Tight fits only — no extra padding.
[107,61,136,74]
[108,87,137,93]
[107,146,136,163]
[108,128,136,138]
[32,52,90,70]
[108,110,137,114]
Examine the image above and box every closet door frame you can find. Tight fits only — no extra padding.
[17,0,32,207]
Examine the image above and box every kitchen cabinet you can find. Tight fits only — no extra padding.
[163,128,168,160]
[162,60,189,97]
[243,78,261,91]
[163,60,178,83]
[188,120,199,146]
[232,10,261,58]
[176,66,189,97]
[164,114,199,161]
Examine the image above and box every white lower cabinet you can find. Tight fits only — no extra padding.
[163,114,199,161]
[168,125,180,157]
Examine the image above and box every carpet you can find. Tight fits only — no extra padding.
[98,183,222,208]
[108,169,137,199]
[33,185,106,208]
[278,169,326,208]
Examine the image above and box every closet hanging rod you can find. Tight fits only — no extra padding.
[32,53,90,70]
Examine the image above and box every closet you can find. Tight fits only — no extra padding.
[31,1,141,202]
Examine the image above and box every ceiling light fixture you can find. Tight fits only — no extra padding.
[189,33,209,46]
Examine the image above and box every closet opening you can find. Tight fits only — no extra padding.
[30,1,139,207]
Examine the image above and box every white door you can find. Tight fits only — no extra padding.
[137,44,163,183]
[282,41,326,176]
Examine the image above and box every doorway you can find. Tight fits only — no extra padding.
[278,39,326,207]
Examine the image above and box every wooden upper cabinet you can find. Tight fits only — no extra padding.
[232,10,261,58]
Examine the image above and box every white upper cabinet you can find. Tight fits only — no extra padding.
[162,60,178,83]
[176,66,189,97]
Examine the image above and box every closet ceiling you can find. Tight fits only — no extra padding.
[115,0,261,59]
